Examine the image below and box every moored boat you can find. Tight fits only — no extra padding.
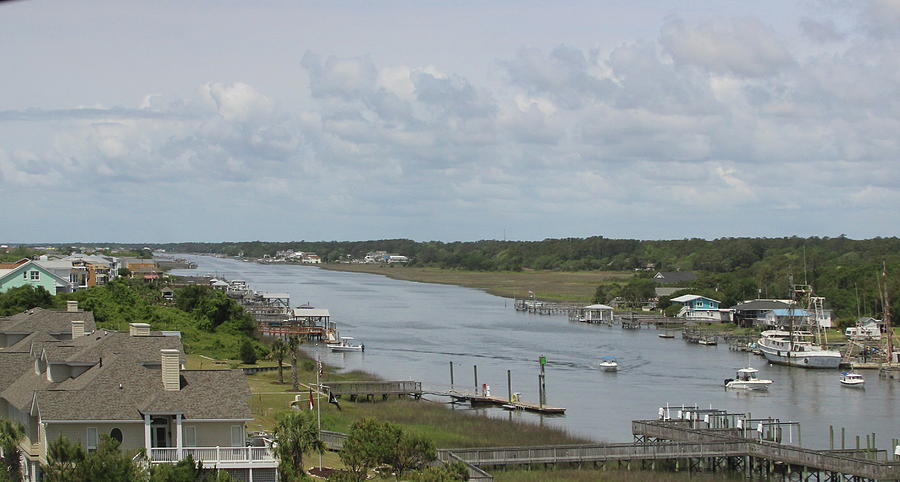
[757,330,841,368]
[328,336,364,352]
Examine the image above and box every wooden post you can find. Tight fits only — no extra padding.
[449,362,454,390]
[507,369,512,402]
[856,435,860,450]
[474,365,478,395]
[841,427,845,450]
[829,425,833,450]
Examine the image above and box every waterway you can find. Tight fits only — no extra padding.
[171,255,900,450]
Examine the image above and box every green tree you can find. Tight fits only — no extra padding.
[271,338,288,384]
[43,435,143,482]
[272,411,324,480]
[0,420,24,481]
[0,285,54,316]
[149,455,201,481]
[339,419,395,481]
[239,339,257,364]
[389,432,436,479]
[117,267,132,278]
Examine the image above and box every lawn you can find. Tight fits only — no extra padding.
[319,264,634,302]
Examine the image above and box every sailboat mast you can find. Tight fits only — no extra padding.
[883,263,894,364]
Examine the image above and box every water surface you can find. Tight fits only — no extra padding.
[172,255,899,449]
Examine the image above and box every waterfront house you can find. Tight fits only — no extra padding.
[669,295,732,322]
[652,271,698,285]
[731,300,792,328]
[0,260,72,294]
[0,310,275,481]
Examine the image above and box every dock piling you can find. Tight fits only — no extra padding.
[450,362,454,390]
[507,370,512,403]
[474,365,478,395]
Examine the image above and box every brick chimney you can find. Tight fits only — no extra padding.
[161,349,180,391]
[71,320,84,339]
[66,300,78,312]
[129,323,151,337]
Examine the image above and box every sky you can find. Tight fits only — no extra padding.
[2,0,900,243]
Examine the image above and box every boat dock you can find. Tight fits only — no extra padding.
[430,389,566,414]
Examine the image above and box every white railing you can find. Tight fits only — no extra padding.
[148,446,275,464]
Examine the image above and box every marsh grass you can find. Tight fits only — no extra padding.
[319,264,632,302]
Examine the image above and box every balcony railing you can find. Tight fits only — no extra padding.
[148,447,275,465]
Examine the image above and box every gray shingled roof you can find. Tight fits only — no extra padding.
[0,352,36,392]
[34,354,250,421]
[0,308,97,337]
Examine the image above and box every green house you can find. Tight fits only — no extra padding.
[0,260,72,294]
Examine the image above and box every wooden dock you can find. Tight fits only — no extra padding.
[427,389,566,414]
[325,381,422,401]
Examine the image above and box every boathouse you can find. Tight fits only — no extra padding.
[582,304,614,323]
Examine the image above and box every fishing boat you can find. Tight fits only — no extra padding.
[328,336,364,352]
[598,356,618,372]
[757,330,841,368]
[757,284,842,369]
[724,367,772,391]
[839,372,865,387]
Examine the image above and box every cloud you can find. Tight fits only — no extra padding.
[660,18,795,77]
[3,8,900,241]
[799,17,846,43]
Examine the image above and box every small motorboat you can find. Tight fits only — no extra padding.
[840,372,865,387]
[328,336,364,352]
[724,367,772,391]
[658,332,675,339]
[598,356,618,372]
[698,337,717,346]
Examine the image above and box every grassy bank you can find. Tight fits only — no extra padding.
[242,355,590,447]
[319,264,633,302]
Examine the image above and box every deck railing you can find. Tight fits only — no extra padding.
[148,447,275,465]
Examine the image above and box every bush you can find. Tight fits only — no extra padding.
[239,339,257,364]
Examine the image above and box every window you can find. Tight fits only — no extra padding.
[184,426,196,447]
[22,272,27,279]
[110,428,123,443]
[86,427,98,450]
[30,271,40,281]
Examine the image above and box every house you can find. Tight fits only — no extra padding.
[160,288,175,301]
[0,260,73,295]
[731,300,792,328]
[670,295,732,322]
[652,271,698,285]
[845,317,882,341]
[301,253,321,264]
[0,306,275,481]
[35,254,118,290]
[387,255,408,264]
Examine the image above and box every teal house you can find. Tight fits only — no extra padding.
[0,260,72,294]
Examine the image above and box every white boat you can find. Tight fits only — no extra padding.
[724,367,773,391]
[757,330,841,368]
[840,372,865,387]
[698,337,717,345]
[598,356,618,372]
[328,336,364,352]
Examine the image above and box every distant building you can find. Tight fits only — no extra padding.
[387,255,408,264]
[0,260,72,294]
[670,294,732,322]
[652,271,698,285]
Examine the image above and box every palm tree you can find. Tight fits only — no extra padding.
[271,338,288,384]
[0,419,24,480]
[273,411,323,480]
[287,335,301,392]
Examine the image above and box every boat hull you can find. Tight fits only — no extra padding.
[758,344,841,369]
[726,381,771,391]
[840,380,865,387]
